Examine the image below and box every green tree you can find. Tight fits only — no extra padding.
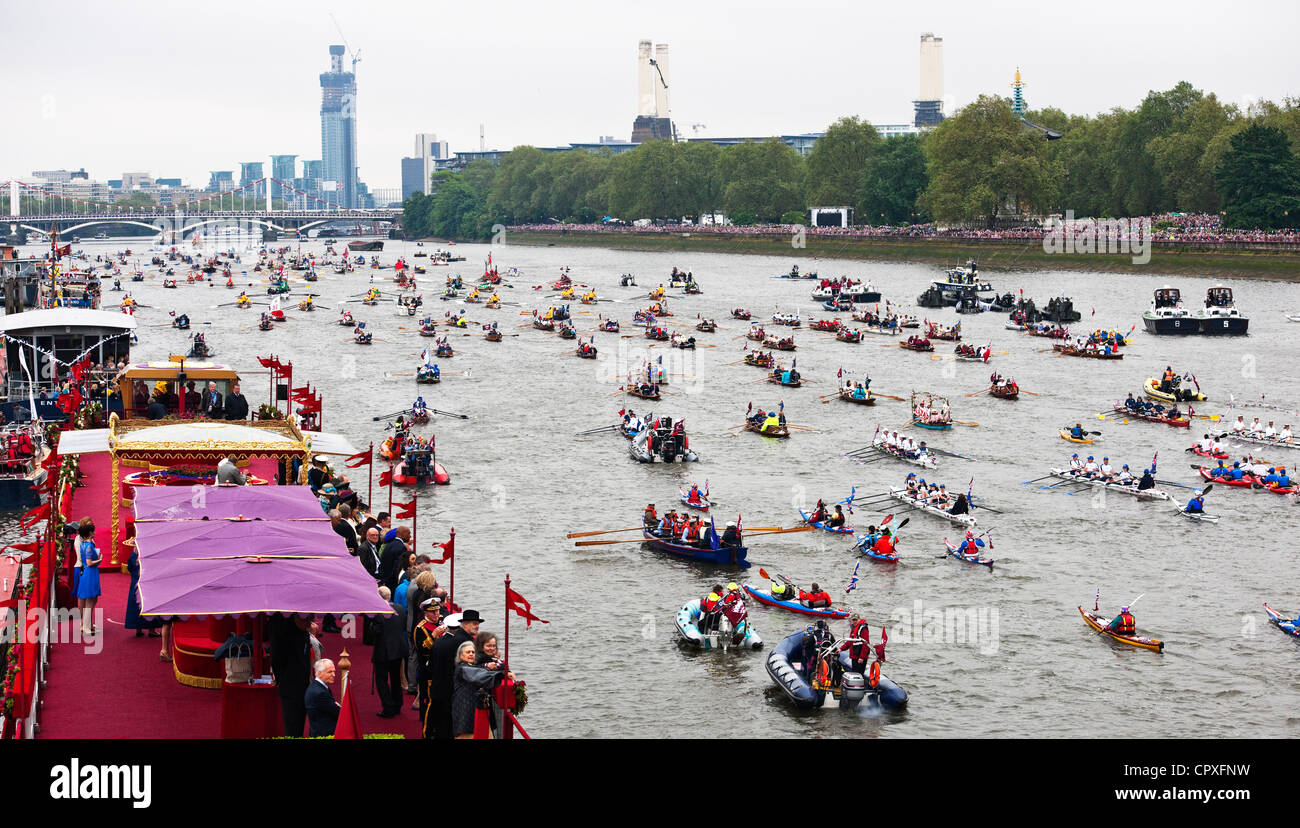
[114,191,157,208]
[1215,124,1300,229]
[858,133,928,224]
[718,139,805,222]
[921,95,1059,226]
[805,116,881,206]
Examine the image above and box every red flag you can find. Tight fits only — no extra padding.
[257,356,278,369]
[56,243,72,258]
[428,536,454,565]
[505,586,549,628]
[344,448,372,469]
[19,502,50,530]
[290,385,312,400]
[4,542,41,554]
[332,678,364,739]
[393,499,416,520]
[296,398,322,414]
[874,627,888,662]
[378,470,394,487]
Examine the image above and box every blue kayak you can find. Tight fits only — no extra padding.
[742,585,850,618]
[798,509,854,534]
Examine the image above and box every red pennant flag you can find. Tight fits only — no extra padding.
[19,502,50,530]
[393,499,416,520]
[290,385,312,400]
[874,628,888,662]
[257,356,277,369]
[332,678,364,739]
[378,470,394,487]
[506,586,549,628]
[296,399,322,414]
[4,542,41,554]
[428,536,454,565]
[344,448,372,469]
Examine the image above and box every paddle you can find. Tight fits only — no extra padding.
[567,527,643,539]
[430,408,469,419]
[574,424,621,436]
[1093,593,1145,637]
[371,409,408,421]
[953,420,979,427]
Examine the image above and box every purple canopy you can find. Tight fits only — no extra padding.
[134,517,391,618]
[133,485,327,522]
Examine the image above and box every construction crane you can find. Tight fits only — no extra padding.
[329,13,362,73]
[691,123,707,136]
[648,58,677,141]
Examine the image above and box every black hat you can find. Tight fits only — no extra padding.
[459,609,484,624]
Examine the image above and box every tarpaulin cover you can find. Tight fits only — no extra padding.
[133,485,327,522]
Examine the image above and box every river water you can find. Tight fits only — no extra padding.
[9,235,1300,738]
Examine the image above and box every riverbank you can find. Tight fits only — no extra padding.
[497,229,1300,281]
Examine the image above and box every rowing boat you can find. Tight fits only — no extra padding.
[1047,469,1169,500]
[1168,496,1219,523]
[943,538,994,567]
[642,527,749,567]
[768,374,802,388]
[989,383,1019,399]
[1111,403,1190,428]
[744,422,790,438]
[837,388,875,405]
[867,440,937,468]
[1219,431,1299,452]
[742,585,850,618]
[887,487,976,527]
[1263,603,1300,639]
[1052,343,1123,359]
[1059,428,1099,444]
[797,508,854,535]
[1078,607,1164,652]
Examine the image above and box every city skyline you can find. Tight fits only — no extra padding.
[4,0,1298,190]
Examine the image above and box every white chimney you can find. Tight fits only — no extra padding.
[637,40,655,117]
[919,33,944,105]
[653,43,671,119]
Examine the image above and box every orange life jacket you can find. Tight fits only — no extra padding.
[1115,613,1136,635]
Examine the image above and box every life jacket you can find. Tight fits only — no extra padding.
[644,507,657,524]
[770,581,790,599]
[1115,613,1136,635]
[800,590,831,608]
[701,592,721,612]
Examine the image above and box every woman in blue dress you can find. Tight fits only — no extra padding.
[74,518,101,637]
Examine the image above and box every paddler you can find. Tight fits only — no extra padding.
[1108,607,1137,636]
[1249,417,1263,436]
[956,530,985,558]
[1136,468,1157,491]
[1231,415,1246,433]
[1276,467,1292,489]
[828,505,847,529]
[871,528,897,558]
[798,583,831,609]
[1082,455,1100,478]
[1116,464,1135,486]
[1097,457,1115,482]
[1281,424,1294,443]
[1183,491,1206,514]
[1068,453,1084,474]
[1070,423,1086,440]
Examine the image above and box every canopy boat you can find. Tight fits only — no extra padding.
[911,391,952,430]
[742,585,850,619]
[765,630,907,712]
[1111,403,1190,428]
[1142,377,1206,403]
[942,538,994,567]
[888,487,975,526]
[1263,604,1300,639]
[1052,343,1122,359]
[643,527,747,567]
[675,599,762,650]
[1079,607,1164,652]
[1047,469,1169,500]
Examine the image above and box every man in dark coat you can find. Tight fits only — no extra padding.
[371,589,410,717]
[222,382,250,420]
[377,526,411,592]
[357,526,382,580]
[201,381,223,418]
[428,609,482,739]
[304,659,340,737]
[269,613,313,737]
[145,392,168,420]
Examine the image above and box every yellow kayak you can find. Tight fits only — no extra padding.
[1059,428,1099,444]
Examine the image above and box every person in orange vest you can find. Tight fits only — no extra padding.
[643,503,658,529]
[798,583,831,609]
[1109,606,1137,636]
[700,584,724,632]
[1161,366,1176,393]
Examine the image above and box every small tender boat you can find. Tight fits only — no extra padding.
[1079,606,1164,652]
[1142,377,1206,403]
[742,585,850,619]
[675,599,763,650]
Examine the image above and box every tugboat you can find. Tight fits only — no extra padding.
[930,260,994,305]
[1193,285,1249,335]
[1141,286,1196,335]
[1042,296,1082,323]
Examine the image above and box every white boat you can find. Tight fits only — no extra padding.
[887,487,977,527]
[869,440,938,468]
[1046,469,1169,500]
[1220,431,1298,452]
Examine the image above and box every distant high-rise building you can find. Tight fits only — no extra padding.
[302,159,323,180]
[320,45,359,208]
[631,40,676,142]
[400,157,426,200]
[122,172,154,190]
[207,171,233,192]
[402,134,449,199]
[239,162,264,198]
[270,155,297,201]
[914,33,945,128]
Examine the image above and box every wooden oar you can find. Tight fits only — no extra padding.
[953,420,979,427]
[965,388,991,397]
[745,526,815,537]
[872,392,905,402]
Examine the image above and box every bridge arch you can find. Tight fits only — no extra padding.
[59,219,173,237]
[178,217,286,237]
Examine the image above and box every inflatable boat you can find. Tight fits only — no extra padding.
[765,630,908,712]
[629,425,698,463]
[675,599,763,650]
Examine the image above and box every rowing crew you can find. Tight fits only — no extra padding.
[807,499,847,528]
[1196,433,1227,455]
[642,506,741,548]
[1228,416,1293,442]
[875,430,929,459]
[902,473,971,515]
[1205,460,1291,488]
[1122,393,1183,420]
[1065,454,1156,489]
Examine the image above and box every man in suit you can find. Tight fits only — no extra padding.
[428,609,482,739]
[269,613,313,737]
[223,382,250,420]
[305,659,340,737]
[377,526,411,592]
[201,381,223,418]
[329,508,358,554]
[357,527,382,580]
[371,588,410,717]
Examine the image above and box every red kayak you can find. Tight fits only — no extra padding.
[1189,445,1228,460]
[1196,467,1255,488]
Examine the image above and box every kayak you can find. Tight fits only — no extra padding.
[943,538,994,567]
[1196,467,1256,488]
[675,598,763,650]
[798,508,854,534]
[1188,445,1229,460]
[1047,469,1169,500]
[1168,497,1219,523]
[679,490,710,512]
[855,536,899,562]
[742,585,851,618]
[1263,603,1300,639]
[1059,428,1099,444]
[1079,607,1164,652]
[1143,377,1207,403]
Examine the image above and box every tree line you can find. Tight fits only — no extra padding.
[403,82,1300,238]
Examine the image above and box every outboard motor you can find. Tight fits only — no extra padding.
[839,671,868,710]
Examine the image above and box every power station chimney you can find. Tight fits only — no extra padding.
[637,40,655,117]
[653,43,670,120]
[914,32,945,127]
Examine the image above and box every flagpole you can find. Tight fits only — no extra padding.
[411,480,418,551]
[367,441,374,508]
[503,573,511,672]
[447,527,456,606]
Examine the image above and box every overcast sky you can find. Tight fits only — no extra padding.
[4,0,1297,190]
